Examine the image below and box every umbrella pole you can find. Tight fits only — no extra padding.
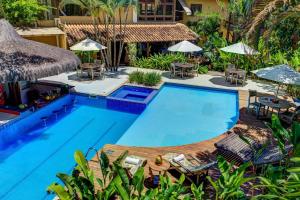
[275,84,281,99]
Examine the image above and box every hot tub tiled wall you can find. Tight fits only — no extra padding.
[0,95,75,149]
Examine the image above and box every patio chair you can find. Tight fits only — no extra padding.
[247,90,265,118]
[162,153,216,184]
[215,133,293,167]
[279,106,300,125]
[93,63,105,79]
[225,64,235,82]
[170,63,181,78]
[232,70,247,86]
[121,155,147,177]
[78,63,91,78]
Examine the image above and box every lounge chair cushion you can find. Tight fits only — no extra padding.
[121,155,146,176]
[215,133,259,163]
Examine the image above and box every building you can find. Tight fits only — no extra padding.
[22,0,228,61]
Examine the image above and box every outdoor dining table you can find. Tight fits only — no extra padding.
[81,63,98,80]
[174,62,194,78]
[258,96,292,116]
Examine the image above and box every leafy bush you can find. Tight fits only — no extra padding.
[129,71,161,86]
[207,156,252,200]
[129,71,145,85]
[133,53,187,71]
[2,0,48,26]
[197,65,209,74]
[143,72,161,86]
[48,150,205,200]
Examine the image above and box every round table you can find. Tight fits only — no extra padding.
[258,96,291,115]
[148,159,170,174]
[174,63,194,78]
[81,63,98,80]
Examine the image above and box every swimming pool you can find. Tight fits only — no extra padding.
[0,83,238,199]
[117,84,239,146]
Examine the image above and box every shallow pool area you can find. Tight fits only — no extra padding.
[0,83,239,199]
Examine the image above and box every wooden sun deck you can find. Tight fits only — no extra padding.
[89,89,273,179]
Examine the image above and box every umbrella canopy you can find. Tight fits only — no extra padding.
[70,38,107,51]
[252,64,300,85]
[220,42,259,55]
[168,40,202,53]
[0,19,80,82]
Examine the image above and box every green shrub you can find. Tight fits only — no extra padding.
[133,53,187,71]
[128,71,161,86]
[197,65,209,74]
[143,72,161,86]
[129,71,144,84]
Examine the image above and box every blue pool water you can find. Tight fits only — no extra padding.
[0,83,238,199]
[117,84,238,147]
[0,95,137,200]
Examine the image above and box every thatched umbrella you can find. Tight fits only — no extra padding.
[0,19,80,82]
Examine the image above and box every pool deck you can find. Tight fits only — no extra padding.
[40,66,281,96]
[89,90,272,181]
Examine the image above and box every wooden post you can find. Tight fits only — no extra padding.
[146,43,150,57]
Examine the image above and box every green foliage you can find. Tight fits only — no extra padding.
[2,0,48,26]
[128,71,145,85]
[188,12,222,40]
[127,43,137,66]
[269,114,300,156]
[206,156,252,200]
[0,0,5,19]
[133,53,187,71]
[143,72,161,86]
[128,71,161,86]
[253,156,300,200]
[197,65,208,74]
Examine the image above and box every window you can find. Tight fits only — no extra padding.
[165,5,173,15]
[191,4,202,15]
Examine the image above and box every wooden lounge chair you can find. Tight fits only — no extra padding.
[121,155,147,177]
[163,153,216,184]
[215,133,292,167]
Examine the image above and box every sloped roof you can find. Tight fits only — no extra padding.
[0,19,80,82]
[63,23,198,45]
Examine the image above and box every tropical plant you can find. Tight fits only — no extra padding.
[197,65,208,74]
[128,71,161,86]
[128,71,144,84]
[269,114,300,156]
[206,156,252,200]
[2,0,48,26]
[246,0,300,43]
[133,53,187,71]
[0,0,5,19]
[143,72,161,86]
[252,156,300,199]
[60,0,137,71]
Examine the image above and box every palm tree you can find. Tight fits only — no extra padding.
[60,0,137,71]
[246,0,300,42]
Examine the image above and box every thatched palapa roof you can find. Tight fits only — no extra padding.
[0,19,80,82]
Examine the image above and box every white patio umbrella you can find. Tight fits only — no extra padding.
[70,38,107,63]
[70,38,107,51]
[220,42,259,55]
[168,40,202,53]
[252,64,300,97]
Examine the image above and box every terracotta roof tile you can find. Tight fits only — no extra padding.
[63,23,198,45]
